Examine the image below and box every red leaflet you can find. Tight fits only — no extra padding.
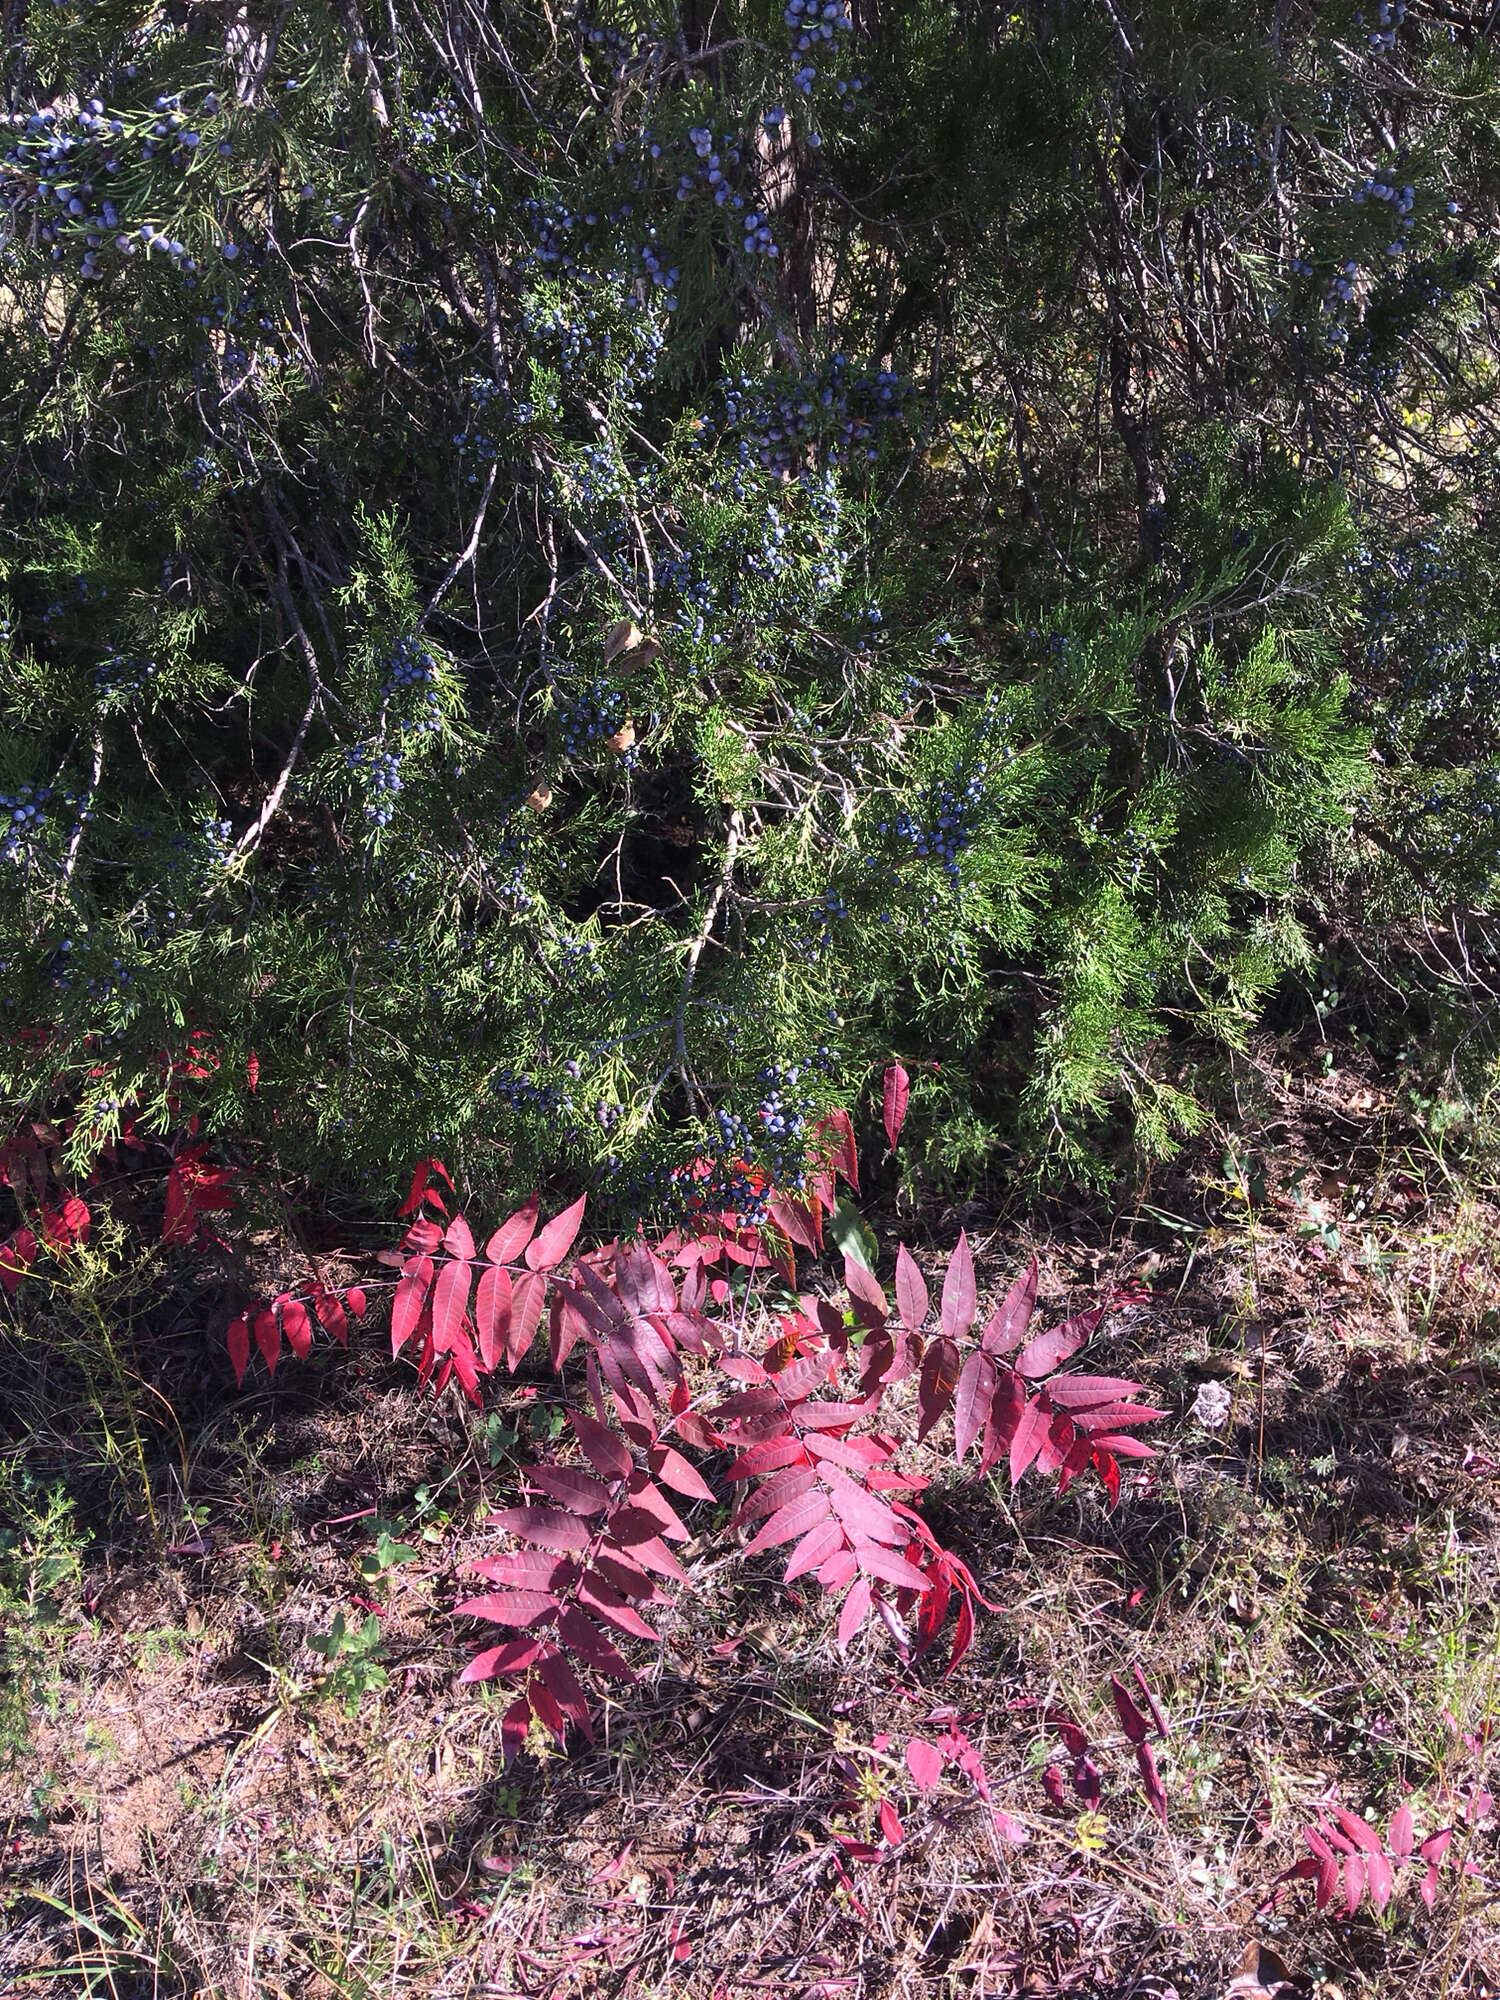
[461,1638,543,1683]
[1109,1675,1149,1744]
[1135,1742,1169,1826]
[882,1062,910,1149]
[507,1268,547,1369]
[474,1262,512,1373]
[577,1571,661,1641]
[313,1290,349,1346]
[486,1196,539,1264]
[1093,1449,1121,1508]
[346,1286,367,1320]
[489,1505,593,1552]
[443,1214,476,1259]
[399,1157,453,1217]
[537,1650,595,1741]
[616,1240,676,1316]
[746,1490,832,1554]
[1015,1308,1103,1379]
[526,1194,587,1271]
[837,1576,873,1647]
[453,1590,558,1627]
[767,1193,821,1253]
[843,1254,888,1332]
[906,1738,944,1791]
[648,1445,715,1502]
[254,1305,281,1373]
[916,1344,964,1440]
[1043,1765,1067,1808]
[431,1254,472,1356]
[1045,1373,1147,1408]
[281,1297,313,1360]
[227,1315,250,1385]
[392,1254,434,1355]
[947,1593,976,1673]
[592,1548,670,1600]
[940,1230,976,1340]
[569,1410,633,1482]
[855,1544,932,1591]
[469,1553,569,1588]
[981,1257,1039,1355]
[1329,1806,1384,1856]
[1365,1845,1395,1914]
[528,1674,569,1745]
[1388,1804,1414,1859]
[894,1244,929,1334]
[1133,1665,1170,1738]
[784,1517,845,1581]
[556,1605,635,1679]
[821,1107,860,1192]
[622,1471,689,1541]
[500,1694,532,1768]
[531,1465,612,1516]
[822,1470,905,1546]
[817,1547,859,1591]
[978,1368,1025,1474]
[952,1349,997,1460]
[878,1800,904,1847]
[724,1436,806,1481]
[401,1217,444,1254]
[993,1812,1029,1845]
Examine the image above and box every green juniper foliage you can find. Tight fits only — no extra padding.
[1,0,1498,1211]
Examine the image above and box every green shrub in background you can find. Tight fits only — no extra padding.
[1,0,1498,1214]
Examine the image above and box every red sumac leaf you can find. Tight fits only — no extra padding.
[1330,1807,1385,1856]
[953,1349,997,1461]
[453,1590,557,1627]
[855,1544,932,1592]
[489,1505,592,1552]
[615,1240,676,1316]
[843,1254,888,1331]
[784,1517,844,1581]
[816,1547,859,1591]
[1043,1765,1067,1808]
[878,1800,904,1847]
[531,1465,612,1516]
[822,1107,860,1193]
[469,1553,569,1588]
[905,1738,944,1791]
[1009,1397,1050,1485]
[537,1650,595,1741]
[485,1196,538,1265]
[392,1254,434,1356]
[621,1472,689,1541]
[1015,1308,1103,1379]
[474,1262,512,1374]
[1133,1665,1171,1738]
[894,1244,929,1335]
[734,1464,818,1530]
[314,1291,348,1346]
[443,1214,476,1259]
[917,1336,960,1441]
[940,1230,977,1340]
[1110,1676,1149,1745]
[345,1287,367,1320]
[882,1062,910,1150]
[226,1315,250,1385]
[822,1471,905,1546]
[1046,1374,1147,1409]
[401,1217,444,1254]
[981,1257,1039,1355]
[591,1549,668,1602]
[525,1194,587,1271]
[648,1445,715,1502]
[507,1268,547,1370]
[993,1811,1030,1845]
[527,1674,570,1745]
[577,1571,661,1641]
[1093,1448,1121,1508]
[947,1593,976,1674]
[1388,1804,1414,1859]
[1343,1852,1366,1916]
[500,1693,531,1768]
[1365,1846,1395,1914]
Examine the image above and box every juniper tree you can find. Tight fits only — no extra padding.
[1,0,1497,1209]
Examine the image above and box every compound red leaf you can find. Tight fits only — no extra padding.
[837,1576,874,1648]
[648,1445,715,1502]
[507,1268,547,1370]
[940,1230,977,1341]
[882,1063,910,1150]
[392,1254,434,1356]
[474,1262,512,1373]
[526,1194,587,1272]
[489,1505,592,1552]
[453,1590,557,1627]
[226,1315,250,1386]
[485,1197,538,1265]
[569,1410,633,1482]
[917,1336,960,1441]
[894,1243,929,1336]
[443,1214,476,1260]
[531,1465,612,1516]
[981,1257,1039,1355]
[1016,1308,1103,1379]
[746,1489,832,1554]
[953,1349,997,1461]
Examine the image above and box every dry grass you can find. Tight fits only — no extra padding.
[2,1048,1498,1999]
